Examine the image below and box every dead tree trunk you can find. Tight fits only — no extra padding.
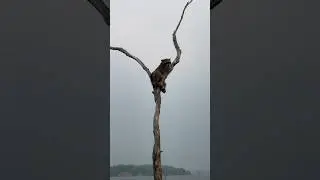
[86,1,197,180]
[110,1,192,180]
[109,2,193,179]
[152,88,162,180]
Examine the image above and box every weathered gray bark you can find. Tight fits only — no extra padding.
[85,1,199,180]
[150,3,193,179]
[152,88,162,180]
[109,2,193,180]
[84,0,223,179]
[109,47,152,76]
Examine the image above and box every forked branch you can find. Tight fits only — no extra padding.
[171,0,193,68]
[108,2,194,180]
[151,2,193,180]
[109,0,193,79]
[110,46,152,77]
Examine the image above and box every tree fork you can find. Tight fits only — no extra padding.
[108,1,193,179]
[86,1,196,180]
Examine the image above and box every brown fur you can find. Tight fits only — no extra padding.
[150,59,172,93]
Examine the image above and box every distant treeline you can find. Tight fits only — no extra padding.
[110,164,191,177]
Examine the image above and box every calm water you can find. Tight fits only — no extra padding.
[111,175,209,180]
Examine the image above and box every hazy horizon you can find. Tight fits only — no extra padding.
[109,164,210,172]
[110,0,210,171]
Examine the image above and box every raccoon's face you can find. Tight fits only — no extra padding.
[161,58,171,64]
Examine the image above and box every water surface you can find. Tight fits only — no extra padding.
[111,175,209,180]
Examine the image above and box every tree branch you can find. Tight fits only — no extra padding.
[86,0,110,26]
[171,0,193,68]
[151,2,193,180]
[210,0,223,10]
[110,46,152,77]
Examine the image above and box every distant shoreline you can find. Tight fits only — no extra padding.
[110,164,191,177]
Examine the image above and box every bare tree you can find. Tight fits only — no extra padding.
[109,2,193,180]
[85,0,222,180]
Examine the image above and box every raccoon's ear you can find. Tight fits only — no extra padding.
[161,58,171,63]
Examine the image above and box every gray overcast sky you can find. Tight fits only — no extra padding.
[110,0,210,171]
